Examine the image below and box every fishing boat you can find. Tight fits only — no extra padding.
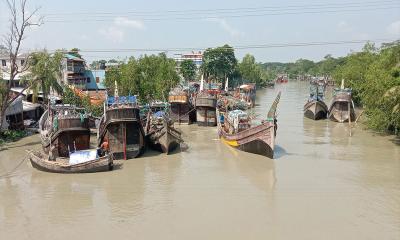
[276,75,288,84]
[97,96,145,160]
[238,83,256,108]
[39,105,90,158]
[27,149,113,173]
[304,80,328,120]
[145,108,183,154]
[168,86,196,124]
[328,80,356,123]
[217,92,281,158]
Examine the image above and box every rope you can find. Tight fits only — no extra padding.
[0,156,28,179]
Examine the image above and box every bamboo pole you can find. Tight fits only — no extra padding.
[348,102,352,137]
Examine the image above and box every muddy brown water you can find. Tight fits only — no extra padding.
[1,81,399,240]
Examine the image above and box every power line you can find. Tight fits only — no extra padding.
[42,2,400,22]
[51,38,396,54]
[43,0,399,16]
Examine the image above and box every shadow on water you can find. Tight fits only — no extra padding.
[0,140,42,152]
[390,136,400,145]
[273,145,291,159]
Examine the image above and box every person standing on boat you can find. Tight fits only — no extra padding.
[98,137,110,156]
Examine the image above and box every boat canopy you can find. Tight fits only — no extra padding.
[107,95,137,105]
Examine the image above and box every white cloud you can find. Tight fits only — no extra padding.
[98,26,125,43]
[337,21,352,33]
[114,17,145,30]
[205,18,243,37]
[98,17,144,43]
[387,20,400,35]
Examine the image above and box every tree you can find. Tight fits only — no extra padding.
[27,50,64,103]
[68,48,82,58]
[104,53,180,102]
[180,59,196,81]
[0,0,42,130]
[202,44,237,82]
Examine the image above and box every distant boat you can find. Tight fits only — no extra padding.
[39,105,90,158]
[27,149,113,173]
[304,80,328,120]
[97,96,145,160]
[217,92,281,158]
[328,80,355,123]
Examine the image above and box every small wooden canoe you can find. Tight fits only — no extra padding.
[304,100,328,120]
[27,150,113,173]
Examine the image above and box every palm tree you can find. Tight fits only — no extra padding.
[27,51,64,103]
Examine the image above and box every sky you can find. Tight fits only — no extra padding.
[0,0,399,63]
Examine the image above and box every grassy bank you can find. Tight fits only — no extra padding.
[0,130,29,145]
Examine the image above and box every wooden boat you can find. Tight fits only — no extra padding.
[237,84,256,108]
[217,92,281,158]
[27,150,113,173]
[98,96,145,160]
[328,88,356,123]
[328,80,355,123]
[196,92,217,126]
[145,109,183,154]
[39,105,90,158]
[276,75,288,84]
[304,81,328,120]
[169,86,196,124]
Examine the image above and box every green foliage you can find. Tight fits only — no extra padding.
[62,88,103,117]
[69,48,82,58]
[202,44,237,82]
[27,50,64,103]
[237,54,270,87]
[180,59,196,81]
[0,130,27,144]
[104,53,180,102]
[90,59,107,69]
[333,41,400,134]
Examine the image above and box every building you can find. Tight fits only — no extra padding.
[84,69,106,90]
[61,54,107,91]
[174,51,203,69]
[1,53,30,87]
[61,54,87,88]
[2,96,24,130]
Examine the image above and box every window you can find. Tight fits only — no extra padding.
[87,77,91,83]
[1,60,6,67]
[20,60,25,66]
[96,77,100,83]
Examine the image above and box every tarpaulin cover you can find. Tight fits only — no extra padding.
[69,149,98,165]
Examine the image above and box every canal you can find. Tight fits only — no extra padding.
[1,81,399,239]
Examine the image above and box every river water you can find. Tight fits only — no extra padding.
[1,81,399,240]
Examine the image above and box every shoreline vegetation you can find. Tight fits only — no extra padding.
[1,41,399,147]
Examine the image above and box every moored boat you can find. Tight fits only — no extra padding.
[169,86,196,124]
[27,150,113,173]
[39,105,90,158]
[145,110,183,154]
[328,80,355,123]
[237,83,256,108]
[304,80,328,120]
[98,96,145,160]
[217,92,281,158]
[196,92,217,126]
